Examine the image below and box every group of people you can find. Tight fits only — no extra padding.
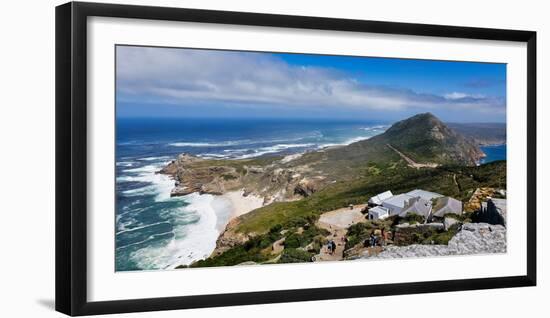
[326,236,349,255]
[364,228,388,248]
[324,228,390,255]
[326,240,337,255]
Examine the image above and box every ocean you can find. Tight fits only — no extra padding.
[480,144,507,164]
[115,118,389,271]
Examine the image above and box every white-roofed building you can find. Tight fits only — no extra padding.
[406,189,443,202]
[432,197,463,218]
[381,193,415,215]
[399,196,433,218]
[367,206,390,220]
[365,189,455,220]
[368,190,393,206]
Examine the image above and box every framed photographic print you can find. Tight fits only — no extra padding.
[55,1,536,316]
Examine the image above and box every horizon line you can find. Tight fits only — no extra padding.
[115,115,506,124]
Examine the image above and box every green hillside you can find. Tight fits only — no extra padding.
[236,160,506,235]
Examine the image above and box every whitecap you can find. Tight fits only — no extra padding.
[122,185,157,196]
[123,165,161,173]
[197,153,231,159]
[230,143,316,159]
[343,136,372,144]
[359,124,390,132]
[138,156,172,161]
[128,193,233,269]
[116,161,134,167]
[116,221,171,235]
[116,231,175,250]
[317,136,371,149]
[169,140,249,147]
[118,162,176,202]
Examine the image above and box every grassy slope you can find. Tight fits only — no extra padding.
[236,160,506,235]
[181,155,282,172]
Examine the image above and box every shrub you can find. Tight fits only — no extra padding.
[278,248,313,263]
[191,245,268,267]
[400,213,425,225]
[221,174,238,180]
[283,225,329,249]
[422,228,458,245]
[269,224,283,234]
[284,234,301,249]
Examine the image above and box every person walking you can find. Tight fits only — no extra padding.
[369,232,376,247]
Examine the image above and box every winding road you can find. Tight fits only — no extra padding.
[386,144,439,169]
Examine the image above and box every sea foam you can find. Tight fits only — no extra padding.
[169,140,248,147]
[118,157,234,269]
[128,192,232,269]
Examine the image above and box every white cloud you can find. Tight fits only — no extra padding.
[444,92,486,100]
[116,46,505,114]
[444,92,468,100]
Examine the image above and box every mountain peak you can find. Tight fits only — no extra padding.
[385,112,443,134]
[410,112,438,120]
[366,113,484,165]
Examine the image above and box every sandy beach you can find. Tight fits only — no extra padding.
[222,190,264,219]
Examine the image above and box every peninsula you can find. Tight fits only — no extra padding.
[159,113,506,268]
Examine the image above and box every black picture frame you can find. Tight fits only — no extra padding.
[55,1,537,316]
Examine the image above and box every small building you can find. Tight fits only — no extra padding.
[381,193,415,215]
[432,197,463,218]
[366,189,459,221]
[368,206,390,220]
[406,189,443,202]
[368,190,393,206]
[399,196,432,219]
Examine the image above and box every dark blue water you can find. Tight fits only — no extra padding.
[480,144,507,164]
[115,118,388,271]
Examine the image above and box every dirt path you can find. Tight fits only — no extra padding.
[314,205,367,261]
[316,228,348,261]
[271,237,285,255]
[452,173,462,192]
[386,144,439,169]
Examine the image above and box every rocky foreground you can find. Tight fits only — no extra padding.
[355,223,506,259]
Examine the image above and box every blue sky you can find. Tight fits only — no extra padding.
[116,46,506,122]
